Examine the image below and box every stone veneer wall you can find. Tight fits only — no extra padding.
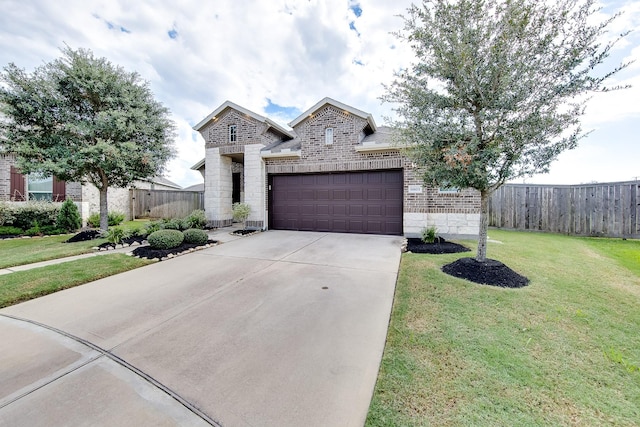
[204,147,233,228]
[243,144,266,229]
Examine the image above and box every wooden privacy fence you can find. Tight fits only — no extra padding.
[488,181,640,238]
[130,189,204,219]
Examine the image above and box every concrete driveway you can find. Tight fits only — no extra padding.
[0,230,402,427]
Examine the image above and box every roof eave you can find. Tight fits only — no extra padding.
[191,158,205,170]
[193,101,269,131]
[289,97,377,132]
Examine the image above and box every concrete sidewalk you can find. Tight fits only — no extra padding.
[0,230,402,427]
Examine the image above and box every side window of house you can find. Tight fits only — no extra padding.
[28,173,53,201]
[325,127,333,145]
[229,124,237,143]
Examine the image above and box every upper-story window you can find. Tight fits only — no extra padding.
[325,127,333,145]
[229,125,237,143]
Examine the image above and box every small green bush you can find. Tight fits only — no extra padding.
[87,211,127,228]
[103,226,127,245]
[182,228,209,245]
[182,209,207,229]
[0,202,16,226]
[232,202,251,224]
[42,225,66,235]
[148,229,184,249]
[0,225,23,236]
[145,221,162,235]
[56,199,81,232]
[160,218,183,230]
[129,226,146,238]
[25,222,42,236]
[421,226,438,244]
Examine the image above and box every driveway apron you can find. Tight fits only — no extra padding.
[0,230,402,427]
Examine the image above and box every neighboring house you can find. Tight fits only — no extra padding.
[183,182,204,192]
[0,151,181,223]
[193,97,481,237]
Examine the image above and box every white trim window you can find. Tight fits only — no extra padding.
[325,127,333,145]
[229,124,237,143]
[28,173,53,201]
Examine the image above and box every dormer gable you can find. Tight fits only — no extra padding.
[194,101,294,147]
[288,97,377,136]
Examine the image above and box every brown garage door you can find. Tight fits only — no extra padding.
[269,170,403,235]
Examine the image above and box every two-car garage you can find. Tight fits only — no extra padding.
[268,170,403,236]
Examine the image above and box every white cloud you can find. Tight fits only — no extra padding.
[1,0,638,187]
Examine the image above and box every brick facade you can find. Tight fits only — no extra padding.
[195,99,481,237]
[0,153,17,202]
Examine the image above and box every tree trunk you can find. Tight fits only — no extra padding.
[99,187,109,231]
[476,190,490,262]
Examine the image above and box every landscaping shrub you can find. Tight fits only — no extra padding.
[159,217,183,230]
[182,209,207,229]
[11,202,59,229]
[145,221,162,235]
[0,202,16,226]
[103,226,127,245]
[87,211,126,228]
[182,228,209,245]
[56,199,81,232]
[129,226,146,238]
[0,226,23,236]
[147,229,184,249]
[232,202,251,226]
[421,226,438,244]
[41,225,66,235]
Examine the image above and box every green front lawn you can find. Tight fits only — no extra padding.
[367,230,640,426]
[0,254,154,308]
[0,234,107,269]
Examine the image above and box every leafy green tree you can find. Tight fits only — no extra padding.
[385,0,629,261]
[0,47,176,230]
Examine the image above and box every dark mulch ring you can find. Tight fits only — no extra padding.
[442,257,529,288]
[122,236,147,245]
[406,237,471,254]
[231,229,260,236]
[130,240,218,260]
[65,230,102,243]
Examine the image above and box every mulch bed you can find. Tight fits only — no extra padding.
[406,237,471,254]
[130,240,218,260]
[65,230,102,243]
[442,257,529,288]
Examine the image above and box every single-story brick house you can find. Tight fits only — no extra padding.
[192,97,480,237]
[0,152,181,224]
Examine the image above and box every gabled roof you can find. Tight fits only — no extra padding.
[193,100,294,139]
[191,158,205,171]
[288,97,377,133]
[146,176,182,189]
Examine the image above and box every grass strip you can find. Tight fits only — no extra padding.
[0,234,107,269]
[0,254,154,308]
[366,230,640,426]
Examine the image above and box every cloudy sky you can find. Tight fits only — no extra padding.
[1,0,638,187]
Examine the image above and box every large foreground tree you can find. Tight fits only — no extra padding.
[386,0,629,262]
[0,47,175,230]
